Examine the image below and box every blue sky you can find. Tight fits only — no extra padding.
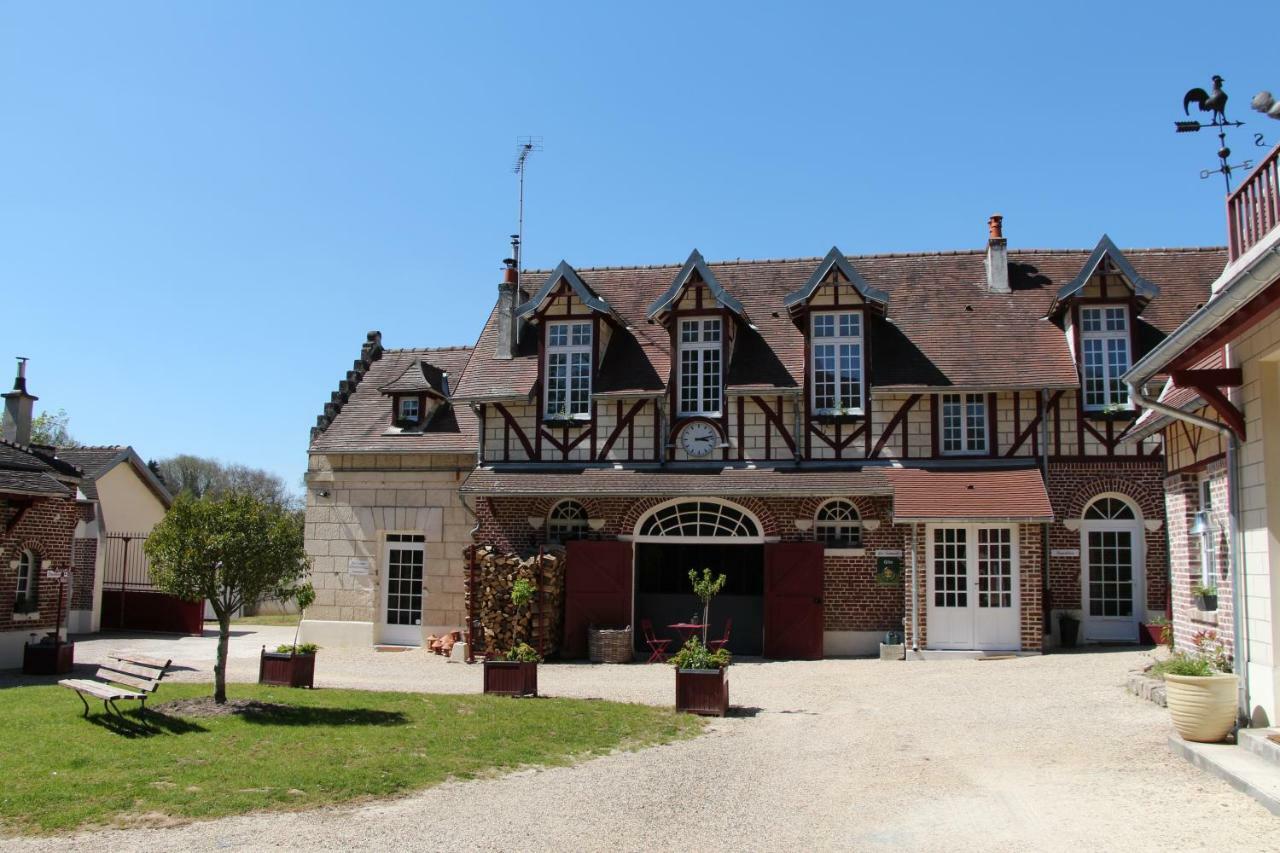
[3,2,1277,492]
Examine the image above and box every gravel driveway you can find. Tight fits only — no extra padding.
[6,633,1276,852]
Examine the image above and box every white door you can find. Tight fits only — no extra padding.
[927,525,1020,651]
[1081,526,1142,642]
[381,535,425,646]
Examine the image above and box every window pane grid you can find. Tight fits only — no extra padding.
[976,528,1013,608]
[546,322,592,417]
[810,312,863,413]
[386,545,424,627]
[638,500,759,538]
[1080,307,1130,411]
[932,528,968,608]
[815,499,862,548]
[941,393,987,454]
[1087,530,1133,617]
[678,318,722,416]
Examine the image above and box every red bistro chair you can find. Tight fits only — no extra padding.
[640,619,671,663]
[708,618,732,653]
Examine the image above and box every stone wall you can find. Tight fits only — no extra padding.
[301,452,475,646]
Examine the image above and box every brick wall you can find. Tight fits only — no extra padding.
[1,494,77,634]
[71,537,97,611]
[1165,462,1233,657]
[1045,459,1168,621]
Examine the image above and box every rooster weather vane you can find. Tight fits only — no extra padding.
[1176,75,1280,192]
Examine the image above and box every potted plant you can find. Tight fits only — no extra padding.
[1140,615,1171,647]
[1164,629,1238,743]
[1058,610,1081,648]
[259,584,318,688]
[1192,582,1218,611]
[670,636,730,716]
[483,578,540,696]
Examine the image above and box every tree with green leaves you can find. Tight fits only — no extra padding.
[688,568,727,644]
[145,492,309,703]
[30,408,80,448]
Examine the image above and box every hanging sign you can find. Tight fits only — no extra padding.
[1051,548,1080,558]
[875,549,903,559]
[874,556,903,587]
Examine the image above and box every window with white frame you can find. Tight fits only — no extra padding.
[1199,479,1218,588]
[545,321,592,419]
[814,499,862,548]
[939,393,987,454]
[678,318,722,416]
[546,499,588,544]
[811,311,863,414]
[397,396,420,423]
[14,549,36,613]
[1079,306,1131,411]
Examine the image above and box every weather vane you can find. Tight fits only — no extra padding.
[1175,76,1280,192]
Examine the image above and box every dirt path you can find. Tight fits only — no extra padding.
[5,645,1275,851]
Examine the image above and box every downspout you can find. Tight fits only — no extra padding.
[1126,377,1249,722]
[910,523,920,657]
[1039,389,1051,639]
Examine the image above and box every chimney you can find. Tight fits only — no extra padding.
[2,357,38,446]
[495,257,519,360]
[985,214,1010,294]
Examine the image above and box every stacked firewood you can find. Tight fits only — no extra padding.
[465,546,565,657]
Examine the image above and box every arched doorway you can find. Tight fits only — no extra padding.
[632,499,766,655]
[1079,494,1145,642]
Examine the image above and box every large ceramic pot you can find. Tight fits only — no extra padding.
[1165,672,1238,742]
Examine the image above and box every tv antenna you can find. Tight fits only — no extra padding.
[512,136,543,288]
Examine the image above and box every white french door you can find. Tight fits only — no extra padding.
[1080,524,1143,642]
[927,525,1020,650]
[381,534,425,646]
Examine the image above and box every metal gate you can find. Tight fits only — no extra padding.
[100,532,204,634]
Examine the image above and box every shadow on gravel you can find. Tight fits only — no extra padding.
[727,706,762,718]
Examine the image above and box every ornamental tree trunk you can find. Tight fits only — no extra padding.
[214,613,231,704]
[701,603,709,644]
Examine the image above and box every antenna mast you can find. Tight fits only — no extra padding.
[512,136,542,290]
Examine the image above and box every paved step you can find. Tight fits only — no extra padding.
[1168,734,1280,816]
[1239,728,1280,768]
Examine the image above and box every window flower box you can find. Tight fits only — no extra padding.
[258,647,316,688]
[674,667,728,716]
[482,660,538,696]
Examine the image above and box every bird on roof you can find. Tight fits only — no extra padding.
[1252,91,1280,120]
[1184,75,1229,124]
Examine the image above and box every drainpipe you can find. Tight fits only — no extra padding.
[1039,389,1051,637]
[1126,377,1249,722]
[910,523,920,657]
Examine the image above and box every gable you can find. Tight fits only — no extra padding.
[783,247,889,314]
[1050,235,1159,317]
[646,249,748,321]
[516,261,613,319]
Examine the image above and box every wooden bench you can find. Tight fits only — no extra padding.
[59,653,172,720]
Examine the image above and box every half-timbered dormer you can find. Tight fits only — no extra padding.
[516,261,619,425]
[646,250,750,460]
[1050,235,1159,417]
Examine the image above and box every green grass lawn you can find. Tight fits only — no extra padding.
[227,613,301,627]
[0,683,702,835]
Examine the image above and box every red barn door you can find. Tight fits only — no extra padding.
[562,540,633,659]
[764,542,824,660]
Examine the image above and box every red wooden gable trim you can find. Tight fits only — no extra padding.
[1169,367,1246,440]
[870,394,922,458]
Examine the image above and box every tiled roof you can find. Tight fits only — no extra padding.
[1124,348,1224,439]
[887,467,1054,522]
[55,445,172,506]
[452,246,1226,401]
[459,465,893,497]
[0,439,77,497]
[310,346,478,454]
[377,359,449,396]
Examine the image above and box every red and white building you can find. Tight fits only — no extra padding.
[305,216,1229,659]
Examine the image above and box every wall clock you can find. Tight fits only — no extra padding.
[679,421,719,457]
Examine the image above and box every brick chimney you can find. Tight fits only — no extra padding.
[2,357,37,446]
[495,258,519,360]
[985,214,1010,294]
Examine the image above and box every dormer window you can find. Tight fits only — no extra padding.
[398,397,420,423]
[939,393,987,454]
[545,321,592,420]
[1080,306,1131,411]
[678,318,722,416]
[811,311,863,415]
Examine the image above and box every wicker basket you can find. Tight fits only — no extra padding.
[588,626,634,664]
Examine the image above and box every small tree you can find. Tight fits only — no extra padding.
[688,568,727,644]
[145,492,308,703]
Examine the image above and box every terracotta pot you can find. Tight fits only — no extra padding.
[1165,672,1238,742]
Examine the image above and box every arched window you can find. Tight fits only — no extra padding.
[815,499,862,548]
[546,499,588,544]
[637,500,760,539]
[1083,496,1136,520]
[14,549,37,614]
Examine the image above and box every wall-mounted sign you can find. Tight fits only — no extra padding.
[875,549,903,559]
[347,557,371,575]
[875,556,903,587]
[1051,548,1080,558]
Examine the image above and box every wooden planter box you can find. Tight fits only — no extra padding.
[23,641,74,675]
[483,660,538,696]
[675,667,728,716]
[258,649,316,688]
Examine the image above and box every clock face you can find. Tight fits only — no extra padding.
[679,421,718,457]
